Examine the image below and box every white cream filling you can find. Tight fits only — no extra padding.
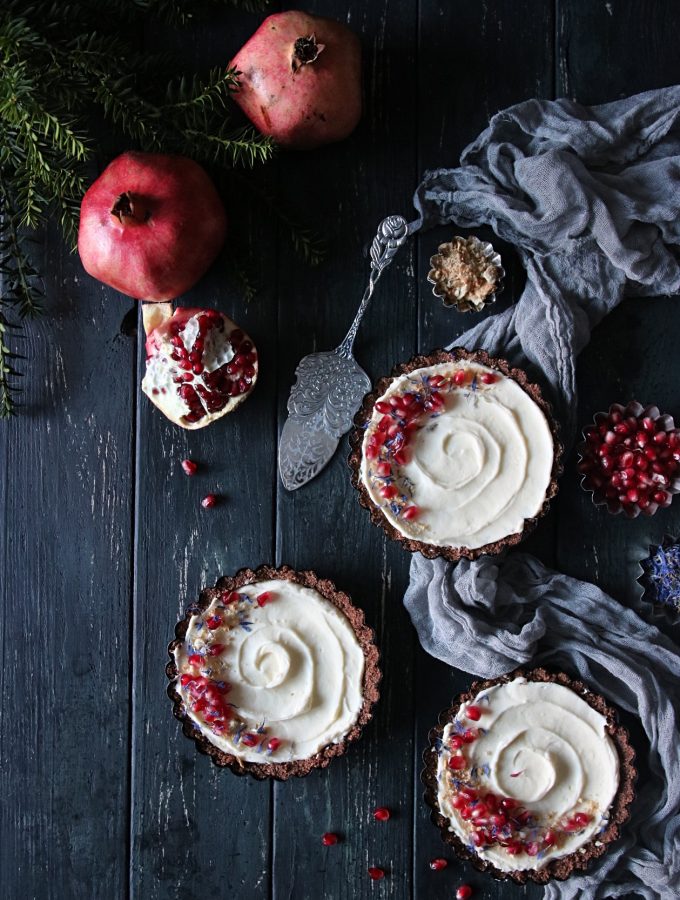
[174,578,365,764]
[360,361,554,549]
[435,678,620,872]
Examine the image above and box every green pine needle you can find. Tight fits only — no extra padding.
[0,0,314,420]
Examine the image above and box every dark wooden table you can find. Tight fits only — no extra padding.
[3,2,680,898]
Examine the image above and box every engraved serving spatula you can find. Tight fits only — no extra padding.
[279,215,409,491]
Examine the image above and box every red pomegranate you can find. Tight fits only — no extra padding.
[230,11,362,149]
[141,303,257,429]
[78,152,227,301]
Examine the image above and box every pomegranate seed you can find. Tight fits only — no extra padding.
[206,614,222,630]
[206,643,225,657]
[256,591,275,607]
[572,812,591,828]
[543,829,557,847]
[453,370,467,385]
[380,484,398,499]
[322,832,339,846]
[375,401,391,414]
[461,728,478,743]
[377,462,392,477]
[373,806,390,822]
[188,654,203,667]
[368,867,385,881]
[471,829,487,845]
[448,754,466,770]
[449,735,464,750]
[230,329,244,345]
[180,458,198,476]
[456,884,473,899]
[505,840,522,855]
[653,431,667,445]
[480,372,497,384]
[201,494,219,508]
[458,787,478,802]
[401,505,420,520]
[489,813,507,828]
[500,797,516,811]
[266,737,282,752]
[459,805,473,820]
[223,590,240,604]
[180,673,193,686]
[525,841,540,856]
[429,858,447,871]
[465,705,482,720]
[240,733,258,747]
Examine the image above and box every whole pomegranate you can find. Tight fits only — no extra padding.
[141,303,257,429]
[78,152,227,301]
[230,11,361,149]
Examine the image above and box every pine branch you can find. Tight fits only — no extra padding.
[0,314,23,418]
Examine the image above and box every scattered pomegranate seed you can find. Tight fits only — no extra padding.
[240,733,259,747]
[188,654,203,667]
[373,806,390,822]
[448,754,466,770]
[223,590,240,604]
[456,885,473,900]
[368,867,385,881]
[206,643,225,657]
[480,372,497,384]
[256,591,275,607]
[465,705,482,720]
[201,493,220,508]
[453,370,467,385]
[206,614,222,630]
[429,858,448,871]
[180,458,198,476]
[321,832,339,846]
[266,737,282,752]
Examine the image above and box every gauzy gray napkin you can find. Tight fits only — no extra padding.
[404,554,680,900]
[404,87,680,899]
[410,85,680,438]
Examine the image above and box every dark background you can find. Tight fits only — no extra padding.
[1,1,679,898]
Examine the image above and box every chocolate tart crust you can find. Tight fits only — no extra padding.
[348,348,564,561]
[421,667,637,885]
[166,565,381,780]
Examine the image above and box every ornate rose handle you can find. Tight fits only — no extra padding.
[336,215,409,360]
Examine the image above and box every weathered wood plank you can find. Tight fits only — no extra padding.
[555,0,680,615]
[0,218,135,898]
[271,1,420,897]
[128,11,278,899]
[414,3,555,899]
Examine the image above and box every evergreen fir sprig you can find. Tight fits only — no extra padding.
[0,0,292,418]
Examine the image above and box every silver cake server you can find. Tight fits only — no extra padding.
[279,214,409,491]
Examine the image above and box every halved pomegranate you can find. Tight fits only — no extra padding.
[141,303,258,429]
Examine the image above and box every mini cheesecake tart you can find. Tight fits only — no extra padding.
[167,566,381,779]
[422,669,636,884]
[349,349,562,560]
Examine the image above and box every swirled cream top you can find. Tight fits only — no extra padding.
[435,678,620,871]
[173,578,365,763]
[360,361,554,549]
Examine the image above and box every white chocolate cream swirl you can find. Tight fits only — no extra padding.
[435,678,620,872]
[173,578,365,764]
[360,361,555,550]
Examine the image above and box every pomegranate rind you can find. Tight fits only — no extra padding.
[78,151,227,301]
[230,11,362,150]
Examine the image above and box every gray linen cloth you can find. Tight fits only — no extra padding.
[404,87,680,898]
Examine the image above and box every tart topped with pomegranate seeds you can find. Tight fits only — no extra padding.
[141,303,258,429]
[167,566,380,779]
[422,669,636,884]
[349,349,561,560]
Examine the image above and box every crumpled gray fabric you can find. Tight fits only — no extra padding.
[404,87,680,898]
[404,554,680,900]
[409,85,680,438]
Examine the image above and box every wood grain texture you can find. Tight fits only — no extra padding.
[2,2,680,899]
[272,1,419,896]
[0,217,135,899]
